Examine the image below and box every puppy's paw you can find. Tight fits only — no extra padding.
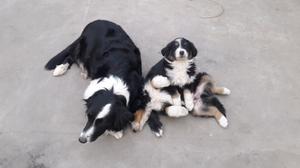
[111,131,123,139]
[154,129,163,137]
[132,121,142,132]
[151,75,170,88]
[218,116,228,128]
[222,87,231,95]
[53,63,69,76]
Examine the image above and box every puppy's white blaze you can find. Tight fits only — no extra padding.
[218,116,228,128]
[175,38,188,58]
[53,63,69,76]
[96,104,111,119]
[223,87,231,95]
[83,75,129,104]
[151,75,170,88]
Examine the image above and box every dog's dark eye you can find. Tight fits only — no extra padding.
[182,41,187,46]
[175,42,179,47]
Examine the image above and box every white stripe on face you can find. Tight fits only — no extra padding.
[175,38,188,59]
[80,104,112,141]
[96,104,111,119]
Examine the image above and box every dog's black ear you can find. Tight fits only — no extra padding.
[161,43,171,57]
[190,42,198,57]
[114,108,134,130]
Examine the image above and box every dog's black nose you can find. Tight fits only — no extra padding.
[78,137,87,143]
[179,51,184,55]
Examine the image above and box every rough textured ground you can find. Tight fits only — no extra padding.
[0,0,300,167]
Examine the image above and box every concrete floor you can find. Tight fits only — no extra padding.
[1,0,300,167]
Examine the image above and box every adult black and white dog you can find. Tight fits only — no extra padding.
[132,37,198,136]
[45,20,144,143]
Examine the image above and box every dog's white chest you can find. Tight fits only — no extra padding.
[166,61,193,87]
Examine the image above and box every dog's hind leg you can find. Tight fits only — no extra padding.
[148,110,163,137]
[192,106,228,128]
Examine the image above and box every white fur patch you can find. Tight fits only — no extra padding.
[53,63,69,76]
[151,75,170,88]
[218,116,228,128]
[154,129,163,137]
[166,60,195,87]
[172,93,182,106]
[80,126,95,142]
[96,104,111,119]
[183,89,194,111]
[83,75,129,104]
[223,87,231,95]
[166,106,189,117]
[107,130,123,139]
[144,82,173,110]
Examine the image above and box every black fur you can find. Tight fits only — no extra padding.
[143,38,198,135]
[45,20,144,143]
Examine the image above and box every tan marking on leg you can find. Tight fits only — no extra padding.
[192,106,228,127]
[134,109,144,124]
[212,87,225,95]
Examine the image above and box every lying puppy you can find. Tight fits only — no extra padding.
[132,37,198,136]
[45,20,144,143]
[191,72,230,128]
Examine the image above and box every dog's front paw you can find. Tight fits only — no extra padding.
[154,129,163,137]
[112,131,123,139]
[151,75,170,88]
[132,121,142,132]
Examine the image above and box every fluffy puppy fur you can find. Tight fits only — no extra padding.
[45,20,144,143]
[132,38,198,137]
[191,72,230,128]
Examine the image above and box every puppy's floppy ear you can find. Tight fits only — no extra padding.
[190,42,198,57]
[161,43,171,57]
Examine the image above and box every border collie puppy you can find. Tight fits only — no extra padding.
[191,72,230,128]
[132,38,197,136]
[45,20,144,143]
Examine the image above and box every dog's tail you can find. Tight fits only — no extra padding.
[44,37,81,70]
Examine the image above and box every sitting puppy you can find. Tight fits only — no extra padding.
[132,37,198,136]
[191,72,230,128]
[45,20,144,143]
